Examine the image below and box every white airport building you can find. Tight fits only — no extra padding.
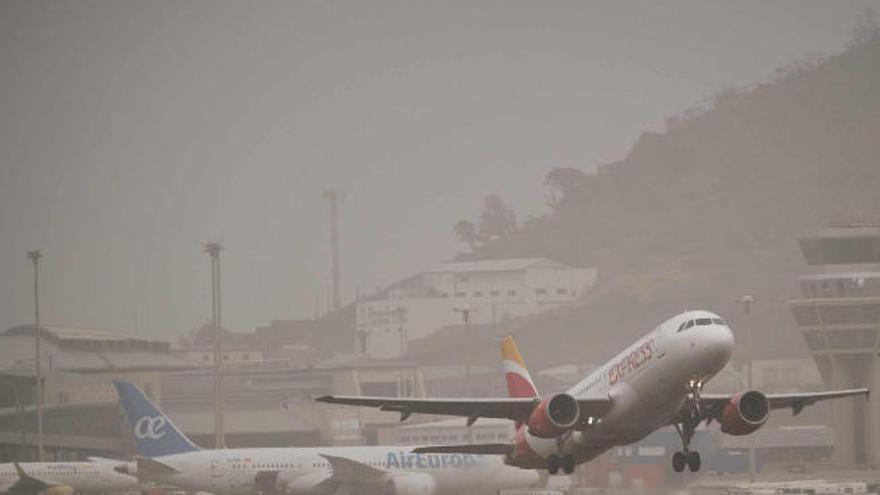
[357,258,598,359]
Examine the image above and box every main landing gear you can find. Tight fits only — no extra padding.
[671,450,701,473]
[546,454,576,475]
[672,379,704,473]
[547,431,576,475]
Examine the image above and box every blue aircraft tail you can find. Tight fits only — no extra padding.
[113,381,201,458]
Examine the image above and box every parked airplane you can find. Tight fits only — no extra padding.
[0,458,138,495]
[113,381,540,495]
[318,310,869,474]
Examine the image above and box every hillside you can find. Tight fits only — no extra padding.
[422,39,880,372]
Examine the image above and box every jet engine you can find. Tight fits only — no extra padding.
[43,486,75,495]
[527,393,579,438]
[385,473,436,495]
[719,391,770,436]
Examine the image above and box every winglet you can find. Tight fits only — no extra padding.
[501,335,538,399]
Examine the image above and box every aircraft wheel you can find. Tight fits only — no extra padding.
[546,455,560,475]
[672,451,686,472]
[561,455,576,475]
[687,451,701,472]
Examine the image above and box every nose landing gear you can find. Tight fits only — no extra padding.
[672,380,704,473]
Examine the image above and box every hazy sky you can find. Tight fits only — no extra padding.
[1,0,876,339]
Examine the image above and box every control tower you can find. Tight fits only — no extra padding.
[788,223,880,467]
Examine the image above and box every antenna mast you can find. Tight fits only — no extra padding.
[323,189,342,311]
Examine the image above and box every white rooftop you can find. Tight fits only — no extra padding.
[3,325,159,344]
[427,257,570,274]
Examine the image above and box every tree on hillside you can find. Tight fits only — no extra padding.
[543,167,588,210]
[851,7,880,46]
[454,220,482,250]
[479,194,517,240]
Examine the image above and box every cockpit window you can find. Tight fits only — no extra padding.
[677,321,687,332]
[695,318,712,326]
[684,320,695,330]
[712,318,726,326]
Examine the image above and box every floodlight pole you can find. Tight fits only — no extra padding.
[394,307,407,356]
[454,306,476,443]
[205,242,225,449]
[27,250,43,462]
[739,295,756,482]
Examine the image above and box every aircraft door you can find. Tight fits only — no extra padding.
[209,459,225,490]
[211,459,224,478]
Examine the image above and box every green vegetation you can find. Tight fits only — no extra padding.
[429,34,880,369]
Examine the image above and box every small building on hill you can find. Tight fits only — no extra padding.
[356,257,597,359]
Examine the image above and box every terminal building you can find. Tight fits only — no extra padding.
[0,324,503,462]
[357,258,597,359]
[0,325,197,461]
[788,223,880,467]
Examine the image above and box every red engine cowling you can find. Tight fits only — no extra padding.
[506,425,545,469]
[719,390,770,436]
[527,393,579,438]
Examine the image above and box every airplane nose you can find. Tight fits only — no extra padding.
[710,323,735,364]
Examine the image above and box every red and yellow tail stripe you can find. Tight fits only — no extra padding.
[501,335,538,399]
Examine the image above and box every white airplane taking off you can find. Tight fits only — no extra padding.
[0,459,138,495]
[113,381,540,495]
[318,310,869,474]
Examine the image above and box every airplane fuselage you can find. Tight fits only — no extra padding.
[152,445,539,495]
[0,462,138,495]
[517,310,734,466]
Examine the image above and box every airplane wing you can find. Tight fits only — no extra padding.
[700,388,869,416]
[411,444,510,455]
[7,463,55,495]
[134,457,180,481]
[319,454,388,483]
[315,395,612,424]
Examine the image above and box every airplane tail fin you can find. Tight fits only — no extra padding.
[501,335,538,399]
[113,381,201,458]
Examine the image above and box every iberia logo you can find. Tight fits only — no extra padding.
[608,339,653,385]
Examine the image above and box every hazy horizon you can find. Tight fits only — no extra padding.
[1,0,877,339]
